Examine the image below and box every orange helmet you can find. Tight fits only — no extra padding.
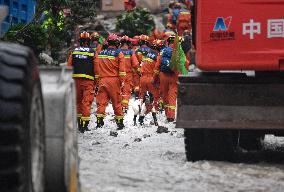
[139,35,149,46]
[139,35,149,41]
[91,32,100,41]
[80,31,90,39]
[79,31,91,46]
[152,39,165,51]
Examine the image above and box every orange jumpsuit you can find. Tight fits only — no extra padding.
[120,49,140,108]
[134,45,151,94]
[177,9,191,36]
[154,45,189,119]
[94,46,126,121]
[140,49,161,111]
[67,47,95,123]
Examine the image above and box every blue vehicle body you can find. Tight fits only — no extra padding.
[0,0,36,35]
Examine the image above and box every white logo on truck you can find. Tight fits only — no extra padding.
[242,19,261,39]
[267,19,284,38]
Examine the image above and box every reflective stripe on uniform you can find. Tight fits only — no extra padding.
[115,116,124,120]
[119,72,127,76]
[72,74,94,80]
[166,105,176,110]
[142,58,154,62]
[124,55,131,59]
[81,116,91,121]
[72,51,94,57]
[77,114,82,118]
[180,12,191,15]
[96,114,106,118]
[95,75,100,79]
[98,55,116,60]
[122,99,129,105]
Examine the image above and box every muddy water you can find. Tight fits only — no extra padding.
[79,101,284,192]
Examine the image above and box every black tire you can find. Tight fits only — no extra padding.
[184,129,238,162]
[238,131,264,151]
[0,43,45,192]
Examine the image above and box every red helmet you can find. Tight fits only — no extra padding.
[107,33,120,47]
[120,35,131,44]
[107,33,119,41]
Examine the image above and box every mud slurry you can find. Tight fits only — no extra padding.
[79,99,284,192]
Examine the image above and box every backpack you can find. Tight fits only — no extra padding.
[160,47,174,73]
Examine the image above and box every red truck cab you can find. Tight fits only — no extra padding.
[196,0,284,71]
[177,0,284,162]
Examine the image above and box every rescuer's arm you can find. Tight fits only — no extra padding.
[135,50,143,64]
[131,52,141,75]
[118,52,126,84]
[67,54,73,67]
[152,55,161,86]
[93,53,100,88]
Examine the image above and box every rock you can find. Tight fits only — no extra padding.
[123,144,130,148]
[134,138,142,142]
[110,131,118,137]
[39,53,53,65]
[143,134,151,138]
[156,126,169,134]
[91,141,101,145]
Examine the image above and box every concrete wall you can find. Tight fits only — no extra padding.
[100,0,170,13]
[101,0,124,11]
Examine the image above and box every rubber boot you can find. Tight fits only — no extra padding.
[133,115,137,126]
[116,118,125,130]
[152,112,158,126]
[96,116,104,128]
[138,116,145,125]
[82,120,91,132]
[77,117,84,133]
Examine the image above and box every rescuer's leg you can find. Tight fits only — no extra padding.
[167,79,178,121]
[81,80,95,132]
[75,79,83,132]
[96,82,109,128]
[108,78,125,130]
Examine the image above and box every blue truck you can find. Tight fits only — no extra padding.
[0,0,36,36]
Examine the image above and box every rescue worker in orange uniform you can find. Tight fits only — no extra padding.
[119,35,140,112]
[138,39,162,126]
[166,1,177,30]
[67,31,96,132]
[174,3,192,35]
[90,31,102,53]
[134,35,151,97]
[153,35,189,122]
[124,0,136,11]
[94,34,126,130]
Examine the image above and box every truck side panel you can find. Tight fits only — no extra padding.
[196,0,284,71]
